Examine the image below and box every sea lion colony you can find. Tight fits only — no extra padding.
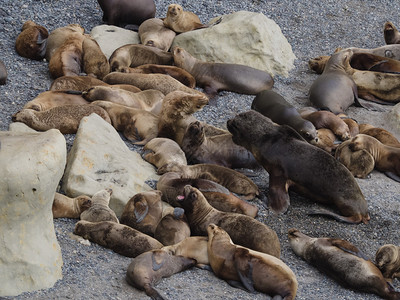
[7,1,400,299]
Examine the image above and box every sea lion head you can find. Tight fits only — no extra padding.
[375,244,400,279]
[157,161,186,175]
[287,228,314,257]
[308,55,330,74]
[76,195,93,213]
[73,220,91,237]
[297,120,318,144]
[206,223,231,244]
[176,185,206,216]
[165,90,209,115]
[172,47,196,70]
[167,4,183,18]
[11,109,37,123]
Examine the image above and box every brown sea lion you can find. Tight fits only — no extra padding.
[92,100,158,145]
[163,4,206,33]
[162,236,209,267]
[82,36,109,80]
[208,224,298,298]
[375,244,400,281]
[359,124,400,147]
[0,60,7,85]
[227,110,370,224]
[80,189,119,223]
[126,248,196,299]
[12,105,111,134]
[52,192,92,219]
[315,128,337,154]
[109,44,173,72]
[288,228,400,300]
[154,207,191,246]
[74,220,163,257]
[138,18,176,51]
[15,20,48,60]
[337,114,359,138]
[177,185,281,258]
[349,52,400,74]
[23,90,89,111]
[308,55,331,74]
[173,47,274,101]
[251,90,318,144]
[384,22,400,45]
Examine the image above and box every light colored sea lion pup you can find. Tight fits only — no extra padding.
[177,185,281,258]
[359,124,400,147]
[154,207,191,246]
[208,224,297,299]
[52,192,92,219]
[315,128,337,154]
[15,20,49,60]
[375,244,400,281]
[82,36,109,80]
[0,60,7,85]
[384,22,400,45]
[173,47,274,101]
[163,4,206,33]
[138,18,176,51]
[80,189,119,223]
[74,220,163,257]
[126,248,196,299]
[288,228,400,300]
[12,105,111,134]
[23,90,89,111]
[337,114,359,138]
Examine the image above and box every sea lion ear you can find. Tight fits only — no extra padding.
[279,125,306,142]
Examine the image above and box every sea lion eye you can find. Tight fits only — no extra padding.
[305,132,310,138]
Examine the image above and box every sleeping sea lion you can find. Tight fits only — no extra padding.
[23,90,89,111]
[375,244,400,281]
[52,192,92,219]
[154,207,191,246]
[138,18,176,51]
[82,36,109,80]
[359,124,400,147]
[15,20,48,60]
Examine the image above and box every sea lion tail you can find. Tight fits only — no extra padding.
[307,208,361,224]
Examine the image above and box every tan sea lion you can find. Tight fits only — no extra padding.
[0,60,7,85]
[15,20,48,60]
[337,114,359,138]
[74,220,163,257]
[92,100,158,145]
[308,55,331,74]
[82,36,109,80]
[208,224,298,298]
[80,189,119,223]
[288,228,400,300]
[162,236,209,267]
[163,4,206,33]
[315,128,337,154]
[359,124,400,147]
[154,207,191,246]
[23,90,89,111]
[177,185,281,258]
[126,248,196,299]
[384,22,400,45]
[227,110,370,224]
[138,18,176,51]
[52,192,92,219]
[173,47,274,101]
[375,244,400,281]
[12,105,111,134]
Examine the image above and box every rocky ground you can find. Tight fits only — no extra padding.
[1,0,400,299]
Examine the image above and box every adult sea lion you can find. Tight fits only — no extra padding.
[384,22,400,45]
[15,20,48,60]
[163,4,206,33]
[288,228,400,300]
[227,110,370,224]
[23,90,89,111]
[154,207,191,246]
[82,36,109,80]
[80,189,119,223]
[0,60,7,85]
[138,18,176,51]
[375,244,400,281]
[52,192,92,219]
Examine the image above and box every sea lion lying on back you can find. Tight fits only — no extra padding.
[15,20,48,60]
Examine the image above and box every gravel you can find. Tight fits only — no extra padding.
[1,0,400,299]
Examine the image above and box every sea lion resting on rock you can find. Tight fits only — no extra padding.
[359,124,400,147]
[154,207,191,246]
[80,189,119,223]
[208,224,298,299]
[227,110,370,224]
[52,192,92,219]
[162,236,209,267]
[23,90,89,111]
[138,18,176,51]
[288,228,400,300]
[375,244,400,281]
[82,36,109,80]
[15,20,48,60]
[0,60,7,85]
[163,3,206,33]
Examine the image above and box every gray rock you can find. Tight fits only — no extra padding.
[0,129,66,296]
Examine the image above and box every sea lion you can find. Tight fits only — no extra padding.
[338,114,359,138]
[142,137,187,170]
[163,4,206,33]
[97,0,156,28]
[23,90,89,111]
[177,185,281,258]
[82,36,109,80]
[0,60,7,85]
[173,47,274,101]
[138,18,176,51]
[92,100,158,145]
[251,90,318,144]
[52,192,92,219]
[74,220,163,257]
[154,207,191,246]
[162,236,209,267]
[288,228,400,300]
[359,124,400,147]
[308,55,331,74]
[375,244,400,281]
[207,224,298,299]
[315,128,337,154]
[80,189,119,223]
[15,20,48,60]
[109,44,173,72]
[227,110,370,224]
[384,22,400,45]
[12,105,111,134]
[349,52,400,74]
[126,248,196,299]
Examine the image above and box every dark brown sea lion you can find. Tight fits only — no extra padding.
[288,228,400,300]
[163,4,206,33]
[227,110,370,224]
[15,20,48,60]
[52,193,92,219]
[126,248,196,299]
[251,90,318,144]
[375,244,400,281]
[23,90,90,111]
[80,189,119,223]
[0,60,7,85]
[138,18,176,51]
[162,236,209,267]
[154,207,191,246]
[173,47,274,101]
[97,0,156,28]
[177,185,281,258]
[74,220,163,257]
[384,22,400,45]
[82,36,109,80]
[208,224,298,299]
[350,52,400,74]
[359,124,400,147]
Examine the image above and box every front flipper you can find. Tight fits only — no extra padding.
[330,239,369,260]
[151,250,166,271]
[234,248,256,293]
[267,169,291,214]
[134,199,149,223]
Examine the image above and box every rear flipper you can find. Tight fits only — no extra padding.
[308,207,362,224]
[144,284,167,300]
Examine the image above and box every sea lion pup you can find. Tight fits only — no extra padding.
[52,193,92,219]
[173,47,274,101]
[288,228,400,300]
[142,137,187,170]
[154,207,191,246]
[162,236,209,267]
[315,128,337,154]
[177,185,281,258]
[126,248,196,299]
[80,189,119,223]
[163,4,206,33]
[208,224,297,299]
[335,139,375,179]
[375,244,400,281]
[121,64,196,88]
[0,60,7,85]
[251,90,318,144]
[92,100,158,145]
[109,44,173,72]
[227,110,370,224]
[12,105,111,134]
[384,22,400,45]
[74,220,163,257]
[337,114,360,138]
[359,124,400,147]
[138,18,176,51]
[82,36,109,80]
[156,172,258,218]
[23,90,89,111]
[15,20,48,60]
[308,55,331,74]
